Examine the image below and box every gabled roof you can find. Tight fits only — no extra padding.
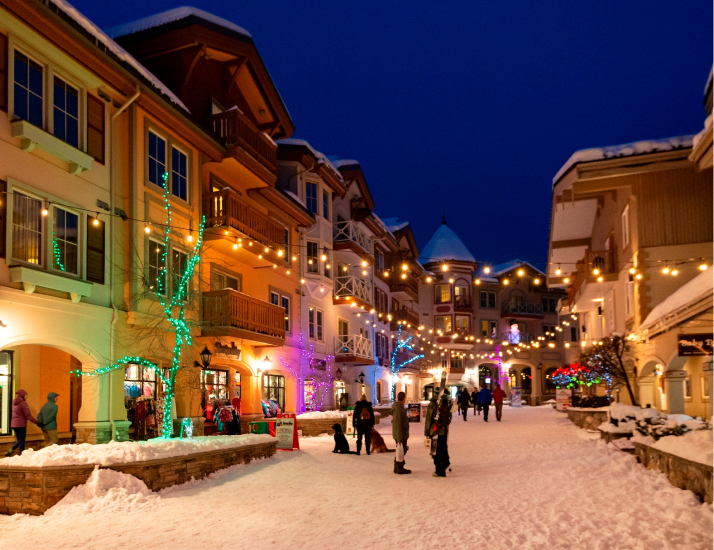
[106,7,251,40]
[553,134,695,186]
[332,159,375,212]
[419,222,476,264]
[476,259,545,278]
[640,269,713,332]
[277,139,345,195]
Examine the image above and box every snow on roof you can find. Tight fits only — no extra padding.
[277,138,342,181]
[106,6,251,39]
[419,223,476,264]
[640,269,713,331]
[476,260,545,278]
[380,217,410,232]
[553,134,695,185]
[332,159,360,169]
[369,213,392,237]
[49,0,188,112]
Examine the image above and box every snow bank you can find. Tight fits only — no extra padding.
[609,402,659,421]
[297,411,347,419]
[0,434,274,467]
[634,430,714,466]
[46,467,157,517]
[599,420,636,434]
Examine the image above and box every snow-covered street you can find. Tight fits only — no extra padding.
[1,407,711,550]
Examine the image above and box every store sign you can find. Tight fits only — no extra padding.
[407,403,421,422]
[678,334,713,357]
[510,387,522,408]
[275,413,299,450]
[555,388,571,411]
[214,342,241,361]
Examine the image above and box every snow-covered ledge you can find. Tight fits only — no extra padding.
[11,120,93,175]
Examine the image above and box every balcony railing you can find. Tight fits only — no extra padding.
[205,188,284,248]
[568,249,617,304]
[499,331,542,345]
[211,109,277,175]
[390,306,420,330]
[389,272,419,297]
[334,276,372,305]
[333,221,372,253]
[203,289,285,341]
[335,335,374,361]
[501,302,544,315]
[454,297,472,309]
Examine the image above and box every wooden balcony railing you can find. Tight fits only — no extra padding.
[202,289,285,341]
[333,221,372,253]
[390,306,420,330]
[568,249,617,304]
[501,302,544,316]
[212,109,277,175]
[389,272,419,296]
[205,188,284,248]
[334,276,372,305]
[335,335,374,361]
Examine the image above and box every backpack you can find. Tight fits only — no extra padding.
[437,405,451,430]
[360,406,371,420]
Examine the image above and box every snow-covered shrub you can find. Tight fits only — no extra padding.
[636,416,711,441]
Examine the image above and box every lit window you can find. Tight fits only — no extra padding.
[52,207,79,274]
[434,284,451,304]
[435,315,452,334]
[12,192,43,265]
[148,240,166,295]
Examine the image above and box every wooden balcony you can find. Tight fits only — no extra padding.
[333,220,373,259]
[390,306,420,331]
[333,276,372,309]
[204,188,284,249]
[212,109,277,180]
[501,301,544,318]
[568,249,618,306]
[202,289,285,346]
[335,335,374,364]
[389,272,419,302]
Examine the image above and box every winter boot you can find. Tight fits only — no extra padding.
[393,459,399,474]
[4,448,14,457]
[365,441,371,455]
[356,439,362,455]
[397,461,412,475]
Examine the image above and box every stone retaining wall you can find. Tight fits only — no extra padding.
[598,430,632,444]
[297,417,346,437]
[567,409,609,431]
[0,440,277,516]
[633,442,713,504]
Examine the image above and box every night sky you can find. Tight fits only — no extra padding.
[73,1,712,267]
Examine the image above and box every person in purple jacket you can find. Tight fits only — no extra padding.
[4,389,38,457]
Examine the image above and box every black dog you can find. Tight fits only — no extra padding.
[332,423,356,454]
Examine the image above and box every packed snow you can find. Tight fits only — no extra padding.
[609,402,660,421]
[633,429,713,467]
[0,434,273,467]
[1,407,710,549]
[296,411,347,419]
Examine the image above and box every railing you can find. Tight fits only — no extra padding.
[211,110,277,174]
[203,289,285,341]
[334,276,372,305]
[501,301,544,315]
[204,188,284,247]
[390,306,420,331]
[499,331,542,345]
[389,272,419,296]
[568,249,617,304]
[454,297,472,309]
[333,220,372,253]
[335,335,374,360]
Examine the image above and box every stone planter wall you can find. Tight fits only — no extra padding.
[598,430,632,444]
[0,440,277,516]
[567,409,609,431]
[634,442,713,504]
[297,417,346,437]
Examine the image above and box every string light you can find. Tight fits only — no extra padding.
[700,264,708,271]
[145,224,151,234]
[662,266,669,274]
[484,267,490,274]
[442,264,448,272]
[93,213,100,227]
[555,266,561,276]
[517,269,524,277]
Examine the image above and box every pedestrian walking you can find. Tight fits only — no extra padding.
[457,387,471,421]
[37,392,59,447]
[454,387,462,415]
[492,383,507,421]
[476,384,492,422]
[391,391,411,474]
[471,389,479,416]
[425,393,452,477]
[5,389,38,457]
[353,394,375,455]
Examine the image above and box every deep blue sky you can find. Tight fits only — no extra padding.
[74,1,712,266]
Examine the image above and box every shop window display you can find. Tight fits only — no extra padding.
[304,377,316,411]
[262,374,285,413]
[124,364,159,440]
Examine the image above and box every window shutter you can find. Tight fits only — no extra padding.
[86,94,105,163]
[0,33,7,112]
[0,180,5,258]
[86,217,105,284]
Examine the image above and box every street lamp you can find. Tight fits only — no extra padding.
[359,372,365,385]
[200,346,213,368]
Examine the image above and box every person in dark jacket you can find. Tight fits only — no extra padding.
[471,389,479,415]
[37,392,59,447]
[476,385,492,422]
[457,388,471,421]
[353,394,375,455]
[425,393,452,477]
[5,389,38,457]
[391,392,410,474]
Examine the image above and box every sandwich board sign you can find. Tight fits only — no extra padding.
[275,413,299,450]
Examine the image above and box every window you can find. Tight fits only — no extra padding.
[625,280,634,317]
[480,320,497,338]
[607,292,615,332]
[172,249,188,301]
[308,308,316,339]
[306,182,318,214]
[323,247,331,278]
[0,352,13,435]
[702,375,710,400]
[480,291,496,309]
[306,241,318,274]
[450,355,463,370]
[543,325,556,341]
[282,295,291,332]
[434,284,451,304]
[283,229,290,263]
[570,326,579,342]
[520,367,532,394]
[148,240,166,294]
[202,369,228,400]
[338,319,349,338]
[171,147,188,201]
[124,363,157,400]
[323,191,329,219]
[12,191,43,265]
[375,250,384,272]
[375,288,388,316]
[455,315,470,332]
[270,291,279,306]
[435,315,452,334]
[375,333,382,359]
[454,283,469,307]
[392,298,400,312]
[14,52,43,127]
[212,271,240,291]
[544,367,558,392]
[621,205,630,248]
[52,207,79,274]
[262,374,285,411]
[316,310,323,341]
[542,296,557,313]
[148,131,167,187]
[53,77,79,147]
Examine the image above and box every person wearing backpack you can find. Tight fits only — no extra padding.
[353,394,375,455]
[425,393,452,477]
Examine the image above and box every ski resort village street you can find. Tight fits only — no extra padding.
[0,407,710,550]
